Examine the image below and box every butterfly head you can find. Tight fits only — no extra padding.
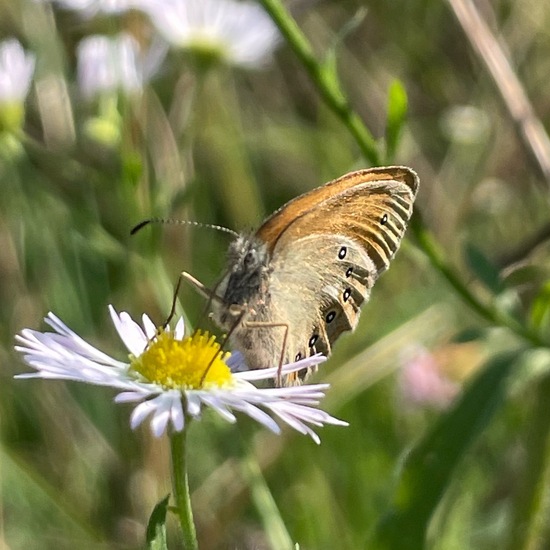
[214,234,271,327]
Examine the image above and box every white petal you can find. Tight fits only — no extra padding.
[270,407,309,434]
[235,354,326,381]
[76,33,151,98]
[55,0,135,17]
[109,305,149,356]
[130,399,157,430]
[185,392,203,417]
[0,39,35,102]
[141,313,158,340]
[174,317,185,340]
[170,396,185,431]
[197,393,237,423]
[230,400,281,434]
[14,326,134,388]
[226,350,247,372]
[150,396,172,437]
[115,390,151,403]
[269,408,321,444]
[260,383,330,402]
[43,313,126,367]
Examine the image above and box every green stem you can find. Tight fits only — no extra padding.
[259,0,380,166]
[260,0,548,348]
[506,372,550,550]
[410,214,545,347]
[170,425,198,550]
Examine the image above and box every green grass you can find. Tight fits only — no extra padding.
[2,0,550,548]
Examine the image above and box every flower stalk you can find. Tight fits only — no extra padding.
[170,423,198,550]
[16,307,347,547]
[258,0,380,166]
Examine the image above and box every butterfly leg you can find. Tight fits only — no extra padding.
[163,271,224,328]
[242,321,289,387]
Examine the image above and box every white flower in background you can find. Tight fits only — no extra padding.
[77,33,165,99]
[0,38,35,105]
[136,0,280,69]
[440,104,490,145]
[15,306,347,443]
[0,38,35,134]
[42,0,135,17]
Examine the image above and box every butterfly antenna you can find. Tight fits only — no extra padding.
[131,217,239,367]
[130,217,239,238]
[131,217,234,337]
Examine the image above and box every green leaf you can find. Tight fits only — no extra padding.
[452,326,488,343]
[501,263,546,289]
[384,80,408,163]
[322,8,368,105]
[122,149,143,187]
[506,373,550,550]
[370,351,522,550]
[146,494,170,550]
[324,7,368,65]
[529,279,550,332]
[464,242,503,293]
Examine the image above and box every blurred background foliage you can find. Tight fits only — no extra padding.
[1,0,550,548]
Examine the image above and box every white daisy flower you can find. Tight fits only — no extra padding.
[136,0,280,69]
[77,33,165,99]
[39,0,135,18]
[0,38,35,105]
[15,306,347,443]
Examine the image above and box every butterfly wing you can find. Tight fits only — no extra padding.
[261,166,419,366]
[257,166,418,265]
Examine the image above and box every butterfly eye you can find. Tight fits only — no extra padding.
[308,334,318,347]
[295,352,303,361]
[343,288,351,302]
[345,266,353,277]
[325,311,336,323]
[243,250,256,265]
[381,213,388,225]
[338,246,347,259]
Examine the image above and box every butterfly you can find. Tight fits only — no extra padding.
[207,165,419,384]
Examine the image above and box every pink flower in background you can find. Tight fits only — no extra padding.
[399,346,459,409]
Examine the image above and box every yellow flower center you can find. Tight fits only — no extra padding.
[130,330,233,390]
[183,37,227,71]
